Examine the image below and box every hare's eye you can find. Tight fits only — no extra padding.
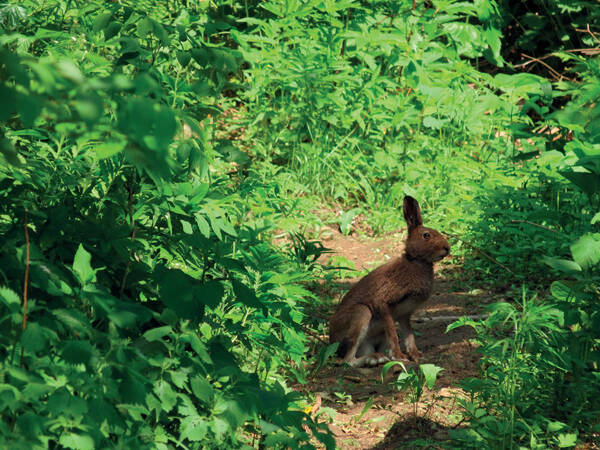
[423,232,431,240]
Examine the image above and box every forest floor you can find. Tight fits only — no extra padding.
[306,223,498,449]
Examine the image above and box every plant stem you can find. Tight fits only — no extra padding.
[20,208,30,368]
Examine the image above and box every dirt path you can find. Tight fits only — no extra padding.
[310,226,495,449]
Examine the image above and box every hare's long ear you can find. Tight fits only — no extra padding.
[403,196,423,231]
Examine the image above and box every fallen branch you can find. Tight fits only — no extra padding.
[413,314,489,323]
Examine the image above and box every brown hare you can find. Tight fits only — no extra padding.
[329,196,450,367]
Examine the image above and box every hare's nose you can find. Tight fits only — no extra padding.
[442,246,450,256]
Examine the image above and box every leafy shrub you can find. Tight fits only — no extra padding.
[0,1,334,448]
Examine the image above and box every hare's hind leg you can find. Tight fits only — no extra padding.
[337,304,389,367]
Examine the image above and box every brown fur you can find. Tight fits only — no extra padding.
[329,196,450,367]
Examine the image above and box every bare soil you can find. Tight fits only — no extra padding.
[306,225,496,449]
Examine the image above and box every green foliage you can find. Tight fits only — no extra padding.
[382,361,444,420]
[449,286,599,448]
[1,0,599,448]
[0,0,334,448]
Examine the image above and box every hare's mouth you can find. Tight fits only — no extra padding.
[434,248,450,261]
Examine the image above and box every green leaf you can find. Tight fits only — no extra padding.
[550,281,575,302]
[93,140,126,159]
[21,323,47,353]
[570,234,600,269]
[556,432,577,448]
[73,244,95,285]
[61,340,94,366]
[156,267,205,321]
[59,434,94,450]
[181,219,193,235]
[143,326,172,342]
[339,208,360,235]
[232,279,260,308]
[137,17,153,38]
[154,380,177,412]
[419,364,443,389]
[196,280,225,309]
[542,256,581,273]
[0,286,21,306]
[190,376,214,404]
[180,415,208,441]
[104,21,122,40]
[153,21,171,46]
[92,12,112,33]
[381,360,406,383]
[177,50,192,67]
[169,370,188,389]
[195,214,211,238]
[356,396,374,422]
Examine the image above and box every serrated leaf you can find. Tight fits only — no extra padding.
[169,370,188,389]
[190,376,214,404]
[557,432,577,448]
[154,380,177,412]
[220,399,247,429]
[21,323,47,353]
[0,286,21,306]
[22,383,53,401]
[180,415,208,441]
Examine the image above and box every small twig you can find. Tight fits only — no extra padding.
[510,219,560,234]
[20,209,30,368]
[514,48,600,70]
[119,184,137,298]
[339,8,351,60]
[445,232,516,275]
[518,53,572,81]
[302,324,329,345]
[575,25,600,44]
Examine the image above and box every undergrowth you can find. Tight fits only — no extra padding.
[0,0,599,448]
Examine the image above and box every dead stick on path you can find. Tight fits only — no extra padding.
[20,209,30,368]
[445,232,516,276]
[413,314,489,323]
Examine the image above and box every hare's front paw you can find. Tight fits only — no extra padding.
[364,352,390,366]
[390,350,410,362]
